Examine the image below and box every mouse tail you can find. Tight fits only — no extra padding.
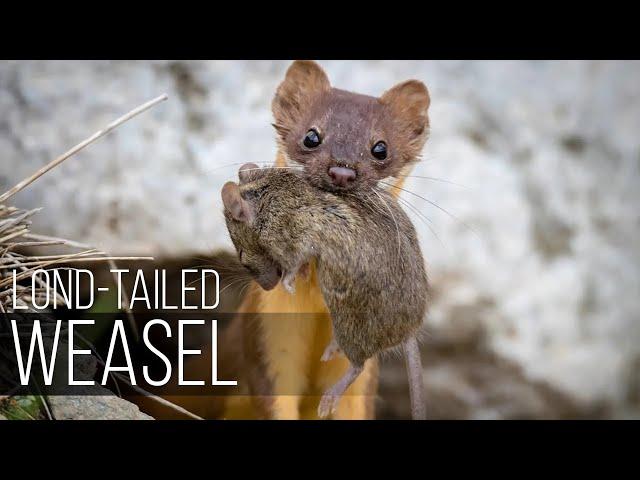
[403,336,426,420]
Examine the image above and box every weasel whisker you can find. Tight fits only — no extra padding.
[205,162,303,175]
[370,188,404,260]
[393,175,470,189]
[235,166,303,174]
[391,191,446,250]
[379,181,479,238]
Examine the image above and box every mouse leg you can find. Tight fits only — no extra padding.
[281,270,297,294]
[320,337,342,362]
[281,261,312,294]
[318,363,363,418]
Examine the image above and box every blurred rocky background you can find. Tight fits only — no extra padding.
[1,60,639,419]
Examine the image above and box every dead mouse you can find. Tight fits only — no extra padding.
[222,164,429,419]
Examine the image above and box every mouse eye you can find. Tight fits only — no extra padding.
[371,141,387,160]
[303,129,321,148]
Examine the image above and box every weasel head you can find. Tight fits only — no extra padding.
[272,60,430,193]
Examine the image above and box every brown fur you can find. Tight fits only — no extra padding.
[223,168,429,369]
[272,60,430,193]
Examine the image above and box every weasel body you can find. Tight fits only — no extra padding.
[169,61,430,420]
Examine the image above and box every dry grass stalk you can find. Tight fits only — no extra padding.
[0,94,168,204]
[0,204,155,308]
[0,95,167,314]
[109,372,205,421]
[0,95,204,420]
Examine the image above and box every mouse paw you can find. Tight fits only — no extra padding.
[318,392,341,419]
[282,278,296,294]
[321,339,342,362]
[281,271,296,294]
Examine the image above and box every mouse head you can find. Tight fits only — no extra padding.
[272,60,430,193]
[221,176,281,291]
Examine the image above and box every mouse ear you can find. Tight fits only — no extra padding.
[238,162,262,184]
[221,181,254,223]
[272,60,330,140]
[380,80,430,158]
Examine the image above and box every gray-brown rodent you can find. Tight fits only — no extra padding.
[221,163,429,419]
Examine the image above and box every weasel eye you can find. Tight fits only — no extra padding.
[371,141,387,160]
[303,129,321,148]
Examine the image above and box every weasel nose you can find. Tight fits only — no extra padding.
[328,166,356,187]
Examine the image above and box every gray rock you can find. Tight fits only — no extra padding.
[43,342,153,420]
[47,387,153,420]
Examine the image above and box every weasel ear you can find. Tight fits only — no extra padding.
[380,80,430,155]
[222,181,254,223]
[272,60,330,139]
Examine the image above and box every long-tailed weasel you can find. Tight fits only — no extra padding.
[161,60,430,419]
